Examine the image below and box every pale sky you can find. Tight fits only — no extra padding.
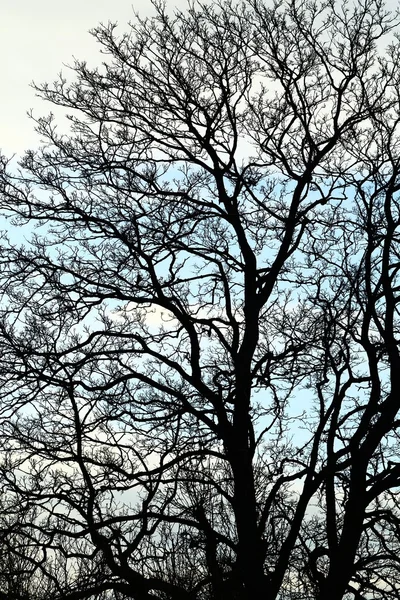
[1,0,187,158]
[2,0,399,158]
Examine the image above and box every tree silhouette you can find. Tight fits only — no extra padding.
[1,0,400,598]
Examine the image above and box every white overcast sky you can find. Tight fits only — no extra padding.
[1,0,188,158]
[2,0,400,159]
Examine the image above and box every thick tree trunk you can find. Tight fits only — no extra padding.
[229,444,266,599]
[317,463,367,600]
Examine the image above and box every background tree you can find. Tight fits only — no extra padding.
[1,0,400,598]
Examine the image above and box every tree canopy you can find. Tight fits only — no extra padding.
[1,0,400,598]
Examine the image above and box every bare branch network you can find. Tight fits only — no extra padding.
[0,0,400,598]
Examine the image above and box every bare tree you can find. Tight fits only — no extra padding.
[0,0,400,598]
